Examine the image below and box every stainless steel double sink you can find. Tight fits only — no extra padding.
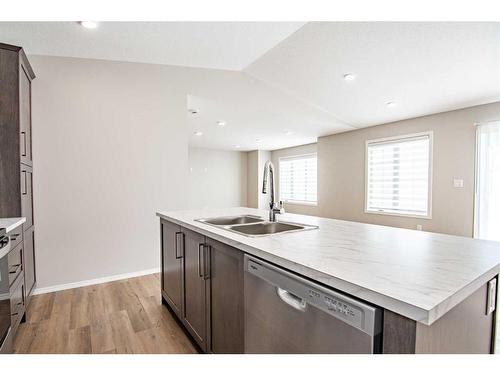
[196,215,318,237]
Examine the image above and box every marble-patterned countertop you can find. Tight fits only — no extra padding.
[0,217,25,234]
[156,207,500,325]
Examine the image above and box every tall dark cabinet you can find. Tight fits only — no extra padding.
[0,43,36,337]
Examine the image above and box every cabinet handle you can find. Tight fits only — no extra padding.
[9,264,21,274]
[21,171,27,195]
[203,245,211,280]
[175,232,184,259]
[198,244,204,278]
[21,131,27,157]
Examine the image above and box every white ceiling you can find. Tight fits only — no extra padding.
[0,22,304,70]
[1,22,499,150]
[186,90,351,151]
[246,22,500,128]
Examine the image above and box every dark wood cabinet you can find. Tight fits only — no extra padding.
[20,165,33,229]
[207,238,244,354]
[160,220,183,319]
[0,43,36,340]
[19,58,32,166]
[181,227,210,352]
[23,226,35,304]
[160,220,245,353]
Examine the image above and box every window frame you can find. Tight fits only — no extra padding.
[278,152,318,206]
[364,131,433,219]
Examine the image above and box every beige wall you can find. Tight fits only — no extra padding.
[271,143,319,216]
[188,147,247,209]
[247,150,272,209]
[318,101,500,236]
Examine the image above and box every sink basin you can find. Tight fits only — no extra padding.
[197,215,264,226]
[227,221,317,237]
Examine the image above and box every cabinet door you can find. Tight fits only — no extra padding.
[19,62,32,165]
[182,227,209,352]
[20,165,33,229]
[23,225,36,304]
[160,220,183,319]
[207,238,244,353]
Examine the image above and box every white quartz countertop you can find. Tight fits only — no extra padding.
[156,207,500,325]
[0,217,26,259]
[0,217,26,234]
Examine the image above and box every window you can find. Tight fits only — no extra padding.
[365,132,432,218]
[474,121,500,241]
[279,153,317,205]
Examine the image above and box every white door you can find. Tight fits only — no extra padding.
[474,120,500,353]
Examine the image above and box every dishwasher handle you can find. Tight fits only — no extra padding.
[277,287,307,312]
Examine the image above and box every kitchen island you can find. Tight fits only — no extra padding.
[156,207,500,354]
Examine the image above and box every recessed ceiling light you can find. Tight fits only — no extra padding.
[343,73,356,81]
[386,101,397,108]
[79,21,98,29]
[285,131,294,136]
[194,131,203,136]
[255,138,262,143]
[217,121,226,127]
[188,108,199,115]
[233,144,241,149]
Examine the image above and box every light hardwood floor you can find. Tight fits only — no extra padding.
[13,273,198,354]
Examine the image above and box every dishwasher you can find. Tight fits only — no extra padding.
[244,255,383,353]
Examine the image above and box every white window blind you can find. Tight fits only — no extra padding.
[279,154,317,204]
[475,121,500,242]
[366,133,432,217]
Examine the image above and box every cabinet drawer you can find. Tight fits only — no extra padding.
[7,243,23,286]
[10,276,25,328]
[9,226,22,249]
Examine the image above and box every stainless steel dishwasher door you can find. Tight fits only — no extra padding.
[244,255,382,354]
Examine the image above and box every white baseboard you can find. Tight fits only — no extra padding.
[33,268,160,295]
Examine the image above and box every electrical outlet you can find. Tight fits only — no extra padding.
[416,225,423,231]
[453,179,464,188]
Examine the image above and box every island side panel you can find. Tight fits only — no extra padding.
[382,310,417,353]
[415,279,496,354]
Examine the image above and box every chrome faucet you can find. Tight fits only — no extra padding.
[262,160,285,222]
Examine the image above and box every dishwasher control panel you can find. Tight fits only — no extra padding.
[307,288,363,328]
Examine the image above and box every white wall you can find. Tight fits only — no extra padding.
[246,150,259,208]
[30,56,191,290]
[271,143,319,216]
[188,147,247,209]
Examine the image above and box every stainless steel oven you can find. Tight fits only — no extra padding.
[0,229,12,354]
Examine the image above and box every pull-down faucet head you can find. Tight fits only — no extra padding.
[262,160,275,205]
[262,160,284,221]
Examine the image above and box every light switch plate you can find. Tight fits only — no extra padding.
[453,179,464,188]
[486,278,497,315]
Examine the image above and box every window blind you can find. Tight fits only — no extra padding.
[366,133,432,217]
[279,154,317,204]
